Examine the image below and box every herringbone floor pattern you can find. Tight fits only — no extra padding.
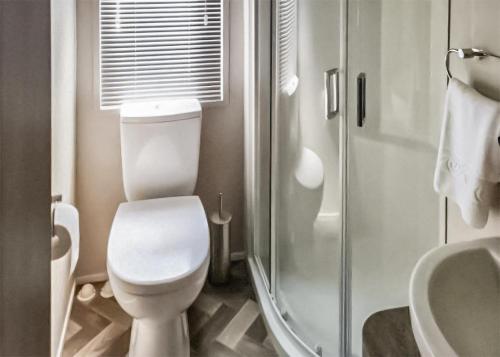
[62,262,277,357]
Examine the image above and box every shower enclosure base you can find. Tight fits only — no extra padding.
[246,257,317,357]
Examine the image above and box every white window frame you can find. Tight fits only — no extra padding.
[93,0,230,112]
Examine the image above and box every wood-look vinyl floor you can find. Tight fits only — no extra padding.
[62,262,277,357]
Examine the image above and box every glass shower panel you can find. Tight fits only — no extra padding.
[254,0,273,284]
[272,0,343,355]
[346,0,448,355]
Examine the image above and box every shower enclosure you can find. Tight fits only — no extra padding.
[244,0,449,356]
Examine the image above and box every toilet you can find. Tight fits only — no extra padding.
[106,99,209,357]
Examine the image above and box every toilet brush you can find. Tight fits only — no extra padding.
[209,193,232,284]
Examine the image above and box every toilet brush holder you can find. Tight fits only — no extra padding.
[209,193,232,285]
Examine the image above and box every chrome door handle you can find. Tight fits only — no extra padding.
[325,68,339,119]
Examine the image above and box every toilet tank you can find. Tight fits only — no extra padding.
[120,99,202,201]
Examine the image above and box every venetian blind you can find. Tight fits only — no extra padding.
[278,0,297,92]
[99,0,224,108]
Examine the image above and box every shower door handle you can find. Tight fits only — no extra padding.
[357,73,366,127]
[325,68,339,119]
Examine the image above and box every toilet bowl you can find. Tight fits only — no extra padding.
[106,99,209,357]
[108,196,209,356]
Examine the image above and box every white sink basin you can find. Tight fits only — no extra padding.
[410,237,500,357]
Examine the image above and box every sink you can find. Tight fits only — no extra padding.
[410,237,500,357]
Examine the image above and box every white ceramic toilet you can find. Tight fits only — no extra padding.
[106,99,209,357]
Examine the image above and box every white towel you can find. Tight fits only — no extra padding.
[434,78,500,228]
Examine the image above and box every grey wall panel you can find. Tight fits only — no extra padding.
[0,0,51,355]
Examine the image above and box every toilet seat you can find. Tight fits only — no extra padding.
[107,196,209,295]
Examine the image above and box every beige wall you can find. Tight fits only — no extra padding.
[447,0,500,243]
[75,0,244,278]
[52,0,77,204]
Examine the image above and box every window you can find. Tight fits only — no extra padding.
[99,0,225,109]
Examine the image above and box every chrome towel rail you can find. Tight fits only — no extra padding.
[446,48,500,79]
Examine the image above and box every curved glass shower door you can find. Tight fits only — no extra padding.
[271,0,343,355]
[253,1,447,356]
[346,0,448,355]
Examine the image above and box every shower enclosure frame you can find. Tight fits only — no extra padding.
[243,0,350,355]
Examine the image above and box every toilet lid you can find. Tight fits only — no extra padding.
[107,196,209,287]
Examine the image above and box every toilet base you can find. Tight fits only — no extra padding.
[128,312,190,357]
